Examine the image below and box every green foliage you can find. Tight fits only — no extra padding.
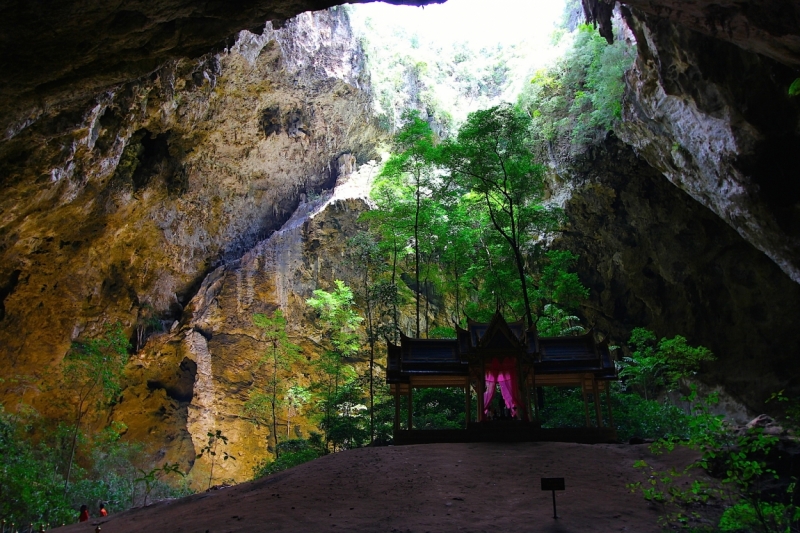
[306,281,364,450]
[197,430,235,490]
[322,377,370,450]
[284,385,311,441]
[789,78,800,97]
[365,104,589,335]
[0,405,190,526]
[351,11,531,134]
[630,387,800,532]
[718,501,800,532]
[0,406,71,526]
[412,388,469,429]
[518,24,635,156]
[306,281,363,360]
[134,462,184,506]
[375,111,440,337]
[532,250,589,313]
[62,321,131,493]
[252,439,321,479]
[429,326,457,339]
[618,328,715,400]
[246,310,301,457]
[441,103,563,325]
[63,321,130,407]
[538,385,689,442]
[536,304,585,337]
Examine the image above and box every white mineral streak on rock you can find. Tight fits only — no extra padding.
[235,268,244,317]
[184,329,217,456]
[241,154,379,314]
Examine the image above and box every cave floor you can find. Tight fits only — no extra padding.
[56,442,713,533]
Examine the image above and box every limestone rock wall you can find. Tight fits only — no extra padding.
[555,135,800,413]
[0,0,435,142]
[0,9,381,426]
[618,11,800,284]
[114,161,381,486]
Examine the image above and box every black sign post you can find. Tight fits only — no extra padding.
[541,477,565,519]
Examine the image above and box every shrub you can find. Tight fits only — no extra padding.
[538,385,690,442]
[252,439,321,479]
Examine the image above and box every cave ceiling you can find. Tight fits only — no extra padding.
[1,0,799,141]
[0,0,440,139]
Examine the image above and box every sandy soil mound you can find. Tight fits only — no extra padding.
[55,442,703,532]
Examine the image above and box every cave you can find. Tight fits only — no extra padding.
[1,0,800,521]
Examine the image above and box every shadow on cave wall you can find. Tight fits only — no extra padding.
[558,134,800,412]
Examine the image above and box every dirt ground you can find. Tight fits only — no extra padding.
[55,441,708,533]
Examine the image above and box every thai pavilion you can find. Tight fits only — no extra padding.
[386,313,618,444]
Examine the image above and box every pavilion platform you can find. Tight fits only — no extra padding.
[393,423,618,445]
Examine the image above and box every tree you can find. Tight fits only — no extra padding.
[306,281,363,450]
[245,310,300,458]
[434,200,481,324]
[345,232,385,443]
[532,250,589,314]
[197,430,235,490]
[440,103,562,327]
[284,385,310,439]
[377,110,438,337]
[61,321,130,494]
[619,328,715,401]
[536,304,586,337]
[361,182,410,341]
[134,463,183,506]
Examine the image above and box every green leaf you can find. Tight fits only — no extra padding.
[789,78,800,96]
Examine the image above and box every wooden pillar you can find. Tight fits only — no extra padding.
[393,385,400,432]
[593,377,603,428]
[581,379,591,427]
[532,375,540,423]
[465,385,471,426]
[477,377,485,422]
[407,386,413,430]
[606,384,615,429]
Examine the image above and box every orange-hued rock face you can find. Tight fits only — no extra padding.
[114,165,390,485]
[0,9,383,481]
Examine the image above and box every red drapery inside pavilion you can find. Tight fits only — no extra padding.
[483,356,526,420]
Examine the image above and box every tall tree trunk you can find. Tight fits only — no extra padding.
[63,408,83,495]
[414,185,421,338]
[365,268,375,444]
[424,257,430,338]
[64,377,98,496]
[272,344,279,458]
[391,235,399,341]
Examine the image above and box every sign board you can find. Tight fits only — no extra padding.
[541,477,565,491]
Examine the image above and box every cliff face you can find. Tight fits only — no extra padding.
[114,161,379,485]
[555,135,800,414]
[0,9,381,417]
[618,11,800,284]
[551,8,800,414]
[0,0,436,143]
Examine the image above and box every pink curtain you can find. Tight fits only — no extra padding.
[483,357,525,419]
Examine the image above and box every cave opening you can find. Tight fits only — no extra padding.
[348,0,574,131]
[3,0,800,522]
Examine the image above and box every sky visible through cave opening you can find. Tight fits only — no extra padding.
[349,0,567,49]
[347,0,571,126]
